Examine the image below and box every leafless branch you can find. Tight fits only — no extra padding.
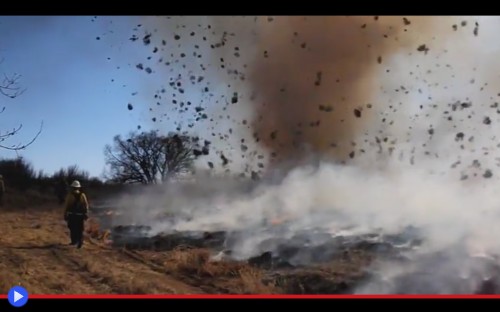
[0,123,23,139]
[0,121,43,151]
[0,58,40,151]
[0,73,26,98]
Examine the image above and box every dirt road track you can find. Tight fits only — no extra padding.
[0,207,202,294]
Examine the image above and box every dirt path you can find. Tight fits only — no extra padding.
[0,207,203,294]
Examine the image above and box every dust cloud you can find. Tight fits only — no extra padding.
[113,16,500,294]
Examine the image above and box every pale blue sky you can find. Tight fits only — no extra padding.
[0,16,166,178]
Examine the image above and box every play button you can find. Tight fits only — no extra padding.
[8,286,28,307]
[14,291,23,302]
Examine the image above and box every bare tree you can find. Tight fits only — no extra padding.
[0,57,43,150]
[104,131,207,184]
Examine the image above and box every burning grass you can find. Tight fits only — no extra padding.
[152,245,375,294]
[272,249,375,294]
[161,247,278,294]
[85,218,111,243]
[98,219,409,294]
[85,219,277,293]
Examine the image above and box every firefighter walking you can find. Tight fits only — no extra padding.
[63,180,89,249]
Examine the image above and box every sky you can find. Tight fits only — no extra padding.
[0,16,163,178]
